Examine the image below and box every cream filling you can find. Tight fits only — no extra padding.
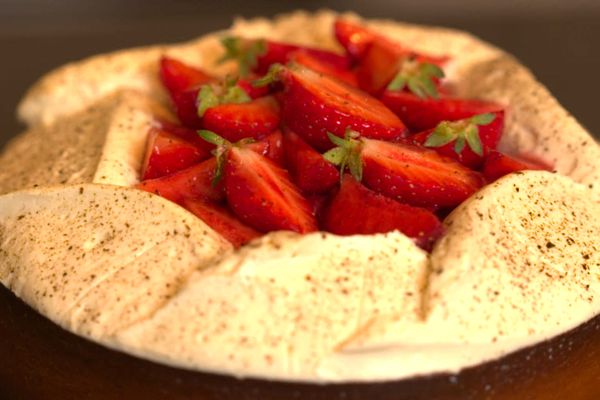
[110,172,599,382]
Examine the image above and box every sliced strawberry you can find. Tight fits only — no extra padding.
[356,38,447,96]
[289,50,358,87]
[247,130,285,165]
[360,139,484,209]
[482,151,553,182]
[306,193,329,220]
[224,146,317,233]
[157,120,215,152]
[182,198,260,248]
[254,40,350,74]
[356,39,402,95]
[220,37,350,75]
[381,91,504,132]
[323,175,443,250]
[160,57,215,129]
[170,87,203,129]
[280,65,408,150]
[159,56,214,94]
[283,129,339,193]
[202,96,280,142]
[137,157,224,204]
[412,111,505,169]
[334,19,448,66]
[140,128,209,180]
[334,19,378,61]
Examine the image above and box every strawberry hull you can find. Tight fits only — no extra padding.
[412,110,505,169]
[280,66,408,151]
[356,39,447,96]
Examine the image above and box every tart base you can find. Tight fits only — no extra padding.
[2,284,598,400]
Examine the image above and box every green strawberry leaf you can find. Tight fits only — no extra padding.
[197,129,230,147]
[470,112,495,126]
[323,147,346,165]
[217,37,239,64]
[348,150,363,182]
[196,78,252,118]
[326,131,350,149]
[424,113,495,156]
[197,85,220,117]
[454,135,466,154]
[218,37,266,77]
[421,63,444,78]
[407,79,426,99]
[387,60,445,99]
[197,130,233,187]
[425,122,456,148]
[386,74,406,92]
[221,85,251,104]
[465,125,483,156]
[325,128,364,182]
[251,63,284,87]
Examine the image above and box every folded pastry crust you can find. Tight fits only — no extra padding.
[0,10,598,382]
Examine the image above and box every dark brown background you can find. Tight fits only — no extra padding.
[1,0,600,146]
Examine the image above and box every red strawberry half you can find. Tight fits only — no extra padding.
[247,129,285,165]
[279,65,408,150]
[361,138,484,209]
[334,18,448,66]
[140,127,210,180]
[160,57,215,129]
[334,19,378,61]
[356,37,447,96]
[324,130,484,209]
[198,131,318,234]
[381,91,504,132]
[412,111,505,169]
[183,198,260,248]
[220,36,350,75]
[283,129,340,193]
[482,151,553,182]
[169,87,204,129]
[137,157,224,204]
[159,56,214,95]
[157,120,215,152]
[202,96,280,142]
[224,146,317,233]
[289,50,358,87]
[323,175,443,250]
